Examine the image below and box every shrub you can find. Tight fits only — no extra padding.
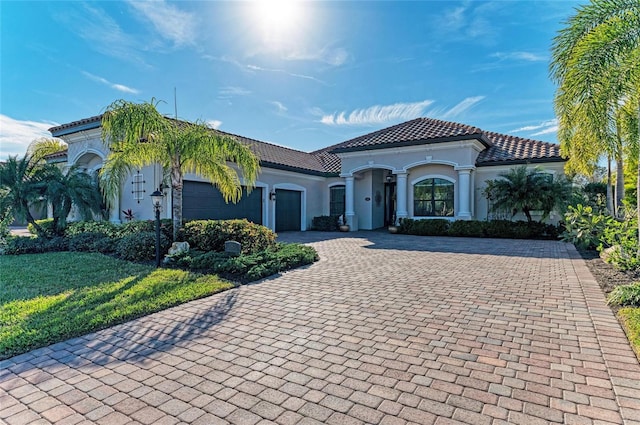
[4,236,68,255]
[66,221,120,238]
[67,232,115,253]
[311,215,339,231]
[600,216,639,271]
[175,243,318,281]
[399,218,450,236]
[561,204,610,250]
[118,219,173,240]
[608,282,640,307]
[182,219,276,254]
[115,231,170,262]
[28,218,56,237]
[448,220,485,237]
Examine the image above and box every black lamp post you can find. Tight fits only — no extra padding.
[150,189,164,267]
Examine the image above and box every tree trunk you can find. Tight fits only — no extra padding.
[607,156,614,215]
[615,134,625,217]
[170,159,182,241]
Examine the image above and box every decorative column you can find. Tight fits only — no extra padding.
[344,175,357,230]
[396,172,408,220]
[456,167,473,219]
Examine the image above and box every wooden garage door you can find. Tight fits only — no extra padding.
[275,189,301,232]
[183,181,262,224]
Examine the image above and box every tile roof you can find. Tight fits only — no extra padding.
[49,116,564,175]
[327,118,490,153]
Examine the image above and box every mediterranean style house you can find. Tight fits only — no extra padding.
[48,116,566,232]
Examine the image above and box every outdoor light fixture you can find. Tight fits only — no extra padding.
[386,172,393,183]
[150,189,164,267]
[270,191,276,201]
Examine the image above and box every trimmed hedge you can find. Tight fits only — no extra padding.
[173,242,318,282]
[4,236,68,255]
[27,218,56,236]
[398,218,560,240]
[67,232,115,253]
[311,215,339,231]
[116,231,171,261]
[181,219,276,254]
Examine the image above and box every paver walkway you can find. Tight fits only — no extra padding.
[1,233,639,425]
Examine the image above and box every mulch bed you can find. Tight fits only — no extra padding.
[579,248,639,314]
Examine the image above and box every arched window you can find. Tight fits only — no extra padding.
[329,185,345,216]
[414,178,454,217]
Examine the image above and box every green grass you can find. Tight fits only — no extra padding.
[619,307,640,359]
[0,252,233,359]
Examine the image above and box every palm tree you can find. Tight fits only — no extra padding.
[0,155,48,235]
[484,166,573,223]
[100,99,260,240]
[44,165,106,234]
[550,0,639,237]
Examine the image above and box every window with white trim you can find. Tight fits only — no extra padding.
[414,178,454,217]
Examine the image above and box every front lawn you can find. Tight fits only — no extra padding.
[0,252,233,359]
[619,307,640,358]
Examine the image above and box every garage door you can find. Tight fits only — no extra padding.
[183,181,262,224]
[275,189,301,232]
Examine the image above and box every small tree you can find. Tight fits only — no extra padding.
[484,166,573,223]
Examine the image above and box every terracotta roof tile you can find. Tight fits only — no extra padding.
[48,115,564,175]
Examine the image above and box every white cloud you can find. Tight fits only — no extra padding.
[441,96,485,119]
[531,125,558,136]
[270,101,288,113]
[491,51,547,62]
[0,115,60,160]
[511,119,558,133]
[56,3,146,66]
[247,64,328,85]
[284,47,350,66]
[127,0,196,46]
[82,71,139,94]
[219,86,251,96]
[206,120,222,129]
[321,100,434,126]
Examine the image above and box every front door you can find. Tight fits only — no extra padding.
[275,189,302,232]
[384,182,396,226]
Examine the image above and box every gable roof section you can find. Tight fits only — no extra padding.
[327,118,491,154]
[49,115,564,175]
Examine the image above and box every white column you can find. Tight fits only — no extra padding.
[344,175,357,230]
[109,194,121,223]
[457,168,472,219]
[396,172,408,220]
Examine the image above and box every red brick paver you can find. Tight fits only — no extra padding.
[1,233,639,424]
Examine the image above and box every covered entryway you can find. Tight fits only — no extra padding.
[183,181,262,224]
[275,189,301,232]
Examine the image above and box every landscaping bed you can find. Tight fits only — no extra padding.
[579,249,640,360]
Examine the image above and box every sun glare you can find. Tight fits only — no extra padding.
[252,0,304,47]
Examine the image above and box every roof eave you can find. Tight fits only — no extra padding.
[476,157,567,167]
[330,133,490,154]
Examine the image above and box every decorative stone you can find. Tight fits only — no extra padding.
[168,241,190,256]
[224,240,242,256]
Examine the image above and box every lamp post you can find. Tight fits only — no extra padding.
[150,189,164,267]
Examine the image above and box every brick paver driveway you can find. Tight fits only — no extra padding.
[2,233,640,425]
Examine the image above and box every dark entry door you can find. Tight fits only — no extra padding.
[275,189,301,232]
[384,182,396,225]
[183,181,263,224]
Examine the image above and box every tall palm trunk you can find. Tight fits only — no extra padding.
[637,107,640,259]
[170,158,182,241]
[607,156,614,215]
[615,147,625,217]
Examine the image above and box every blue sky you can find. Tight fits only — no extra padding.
[0,0,582,160]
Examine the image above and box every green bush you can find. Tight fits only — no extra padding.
[182,219,277,254]
[115,231,170,262]
[119,219,173,240]
[67,232,115,253]
[448,220,485,237]
[175,242,318,281]
[608,282,640,307]
[4,236,68,255]
[311,215,339,231]
[66,221,120,238]
[399,218,450,236]
[28,218,55,236]
[561,204,611,250]
[600,217,639,271]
